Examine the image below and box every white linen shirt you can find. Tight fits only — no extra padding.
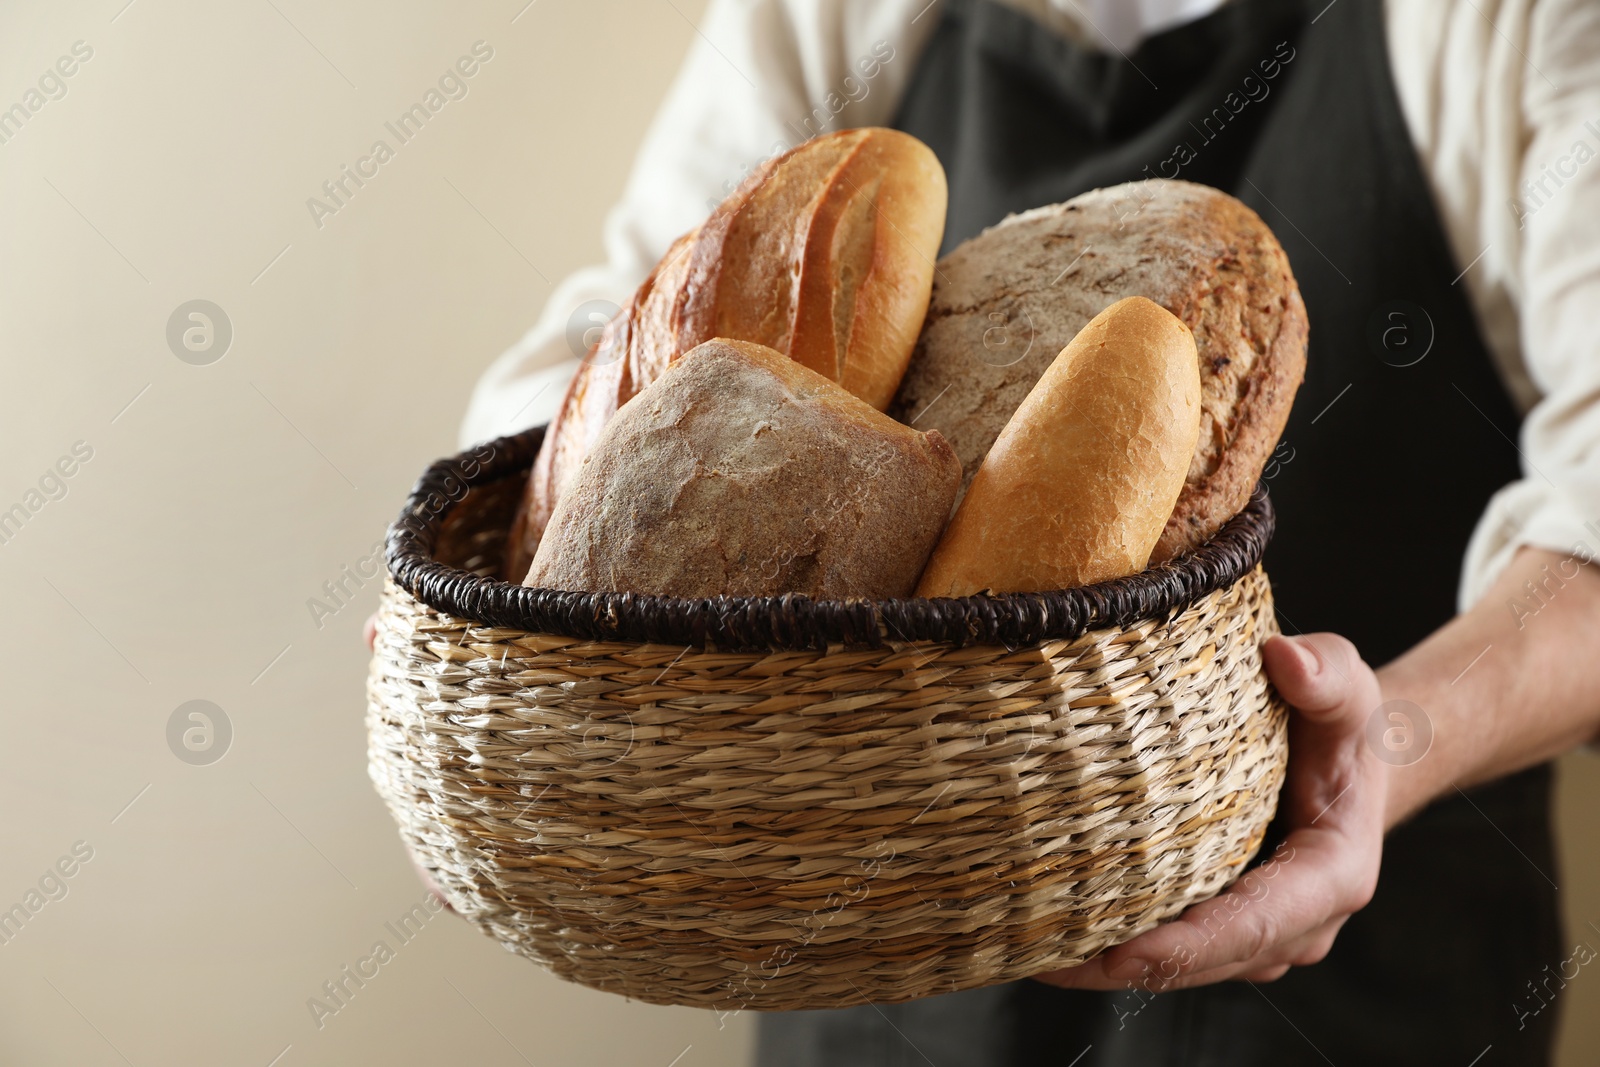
[460,0,1600,616]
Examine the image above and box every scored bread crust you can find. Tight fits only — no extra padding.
[504,128,947,582]
[524,339,962,600]
[889,179,1307,562]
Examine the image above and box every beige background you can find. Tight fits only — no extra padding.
[0,1,1596,1064]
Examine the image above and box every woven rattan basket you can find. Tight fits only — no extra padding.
[366,425,1289,1011]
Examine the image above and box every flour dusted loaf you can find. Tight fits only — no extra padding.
[890,179,1306,562]
[917,298,1201,597]
[524,339,962,599]
[507,128,948,581]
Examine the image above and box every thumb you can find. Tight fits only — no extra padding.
[1262,633,1373,724]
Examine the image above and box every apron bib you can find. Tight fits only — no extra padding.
[757,1,1562,1064]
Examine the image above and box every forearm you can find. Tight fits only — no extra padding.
[1377,546,1600,828]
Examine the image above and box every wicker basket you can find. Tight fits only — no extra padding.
[366,425,1289,1011]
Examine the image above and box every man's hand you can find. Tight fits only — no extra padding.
[1033,632,1388,991]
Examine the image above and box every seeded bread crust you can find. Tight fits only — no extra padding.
[889,179,1307,562]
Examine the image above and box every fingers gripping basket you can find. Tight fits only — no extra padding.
[366,426,1289,1011]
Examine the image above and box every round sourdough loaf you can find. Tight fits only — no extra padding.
[524,339,962,600]
[889,179,1307,562]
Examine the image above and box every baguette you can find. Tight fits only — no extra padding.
[915,297,1201,597]
[526,338,962,600]
[506,128,948,581]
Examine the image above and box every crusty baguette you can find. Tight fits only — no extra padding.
[915,298,1201,597]
[891,179,1305,563]
[526,338,962,600]
[505,128,948,582]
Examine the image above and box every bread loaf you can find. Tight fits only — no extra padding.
[525,339,962,600]
[916,298,1201,597]
[506,128,948,582]
[890,179,1306,563]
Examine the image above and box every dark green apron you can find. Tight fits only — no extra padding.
[757,0,1563,1063]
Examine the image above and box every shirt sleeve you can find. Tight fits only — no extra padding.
[457,0,939,449]
[1457,0,1600,611]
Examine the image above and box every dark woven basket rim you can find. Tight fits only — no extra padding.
[385,424,1275,651]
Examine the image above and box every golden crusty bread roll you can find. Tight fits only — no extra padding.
[526,339,962,600]
[915,297,1201,597]
[505,128,948,582]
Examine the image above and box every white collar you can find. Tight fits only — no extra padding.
[1049,0,1233,52]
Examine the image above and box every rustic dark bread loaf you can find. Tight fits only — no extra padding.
[505,127,947,582]
[889,179,1307,562]
[524,339,962,599]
